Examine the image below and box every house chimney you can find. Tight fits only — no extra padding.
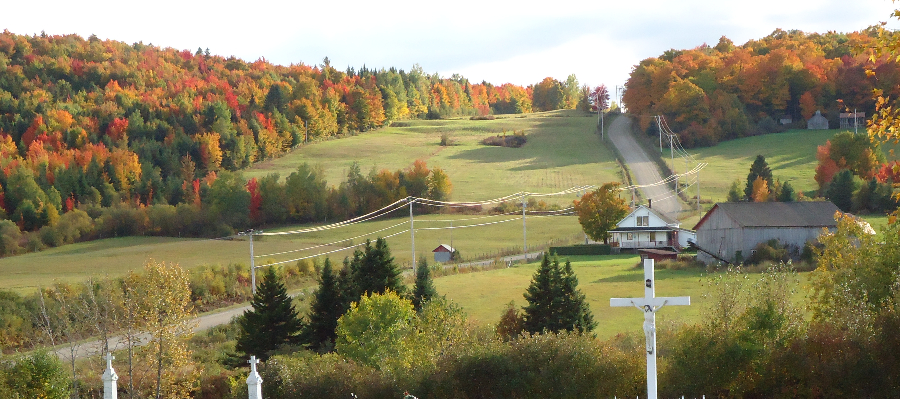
[648,199,652,209]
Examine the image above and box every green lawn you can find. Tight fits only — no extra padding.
[435,255,813,339]
[247,110,621,208]
[0,213,586,294]
[663,129,840,205]
[2,110,620,293]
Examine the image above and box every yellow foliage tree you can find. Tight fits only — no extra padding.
[752,177,769,202]
[573,182,629,244]
[124,260,198,399]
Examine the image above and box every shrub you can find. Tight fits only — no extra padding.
[439,132,452,146]
[469,115,495,120]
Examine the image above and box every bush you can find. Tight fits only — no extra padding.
[439,132,453,146]
[481,130,527,148]
[549,245,611,256]
[469,115,495,120]
[746,239,798,265]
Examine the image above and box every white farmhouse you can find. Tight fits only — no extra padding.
[608,203,695,251]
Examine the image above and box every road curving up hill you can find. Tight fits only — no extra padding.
[606,116,683,219]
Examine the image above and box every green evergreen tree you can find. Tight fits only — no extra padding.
[727,180,744,202]
[555,260,597,333]
[302,259,345,352]
[777,180,795,202]
[826,170,857,212]
[412,255,437,311]
[236,266,303,361]
[349,238,405,299]
[745,155,774,199]
[523,255,596,334]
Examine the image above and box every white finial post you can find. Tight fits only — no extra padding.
[102,352,118,399]
[610,258,690,399]
[247,356,263,399]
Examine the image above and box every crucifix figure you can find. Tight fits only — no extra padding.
[247,356,263,399]
[102,352,118,399]
[611,258,690,399]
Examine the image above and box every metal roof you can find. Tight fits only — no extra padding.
[433,244,454,253]
[694,201,840,230]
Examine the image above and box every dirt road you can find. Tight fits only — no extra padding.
[606,116,682,219]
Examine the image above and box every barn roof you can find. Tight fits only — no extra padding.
[694,201,840,230]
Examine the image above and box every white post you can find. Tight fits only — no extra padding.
[247,356,263,399]
[610,259,691,399]
[102,352,118,399]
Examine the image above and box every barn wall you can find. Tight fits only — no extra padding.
[697,208,832,263]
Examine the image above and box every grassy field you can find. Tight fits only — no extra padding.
[435,254,813,339]
[247,110,621,207]
[658,127,899,227]
[1,110,621,293]
[0,213,585,293]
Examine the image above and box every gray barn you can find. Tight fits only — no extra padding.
[693,201,839,264]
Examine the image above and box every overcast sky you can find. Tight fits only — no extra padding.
[3,1,898,95]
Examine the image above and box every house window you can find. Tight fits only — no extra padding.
[649,232,656,241]
[626,233,633,240]
[637,216,649,226]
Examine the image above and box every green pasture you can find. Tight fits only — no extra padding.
[0,213,584,294]
[2,110,620,293]
[662,129,837,205]
[247,110,621,207]
[434,255,814,339]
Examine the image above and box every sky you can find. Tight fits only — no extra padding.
[3,0,899,99]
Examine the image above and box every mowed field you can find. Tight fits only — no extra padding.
[435,254,813,339]
[247,109,621,207]
[661,127,898,226]
[0,110,621,293]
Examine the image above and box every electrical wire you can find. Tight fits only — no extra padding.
[255,221,408,258]
[259,228,411,266]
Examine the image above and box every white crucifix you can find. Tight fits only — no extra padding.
[101,352,118,399]
[247,356,263,399]
[611,258,690,399]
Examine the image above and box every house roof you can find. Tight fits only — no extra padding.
[694,201,840,230]
[433,244,454,253]
[619,204,680,227]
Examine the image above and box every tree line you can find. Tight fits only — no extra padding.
[0,30,589,247]
[623,28,900,147]
[0,158,451,256]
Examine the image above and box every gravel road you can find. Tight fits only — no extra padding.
[606,116,683,219]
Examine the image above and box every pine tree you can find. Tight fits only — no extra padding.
[236,267,303,361]
[349,238,405,299]
[727,180,744,202]
[412,255,437,311]
[745,155,773,199]
[827,170,857,212]
[522,254,557,334]
[302,259,345,352]
[555,260,596,333]
[523,255,595,334]
[778,180,795,202]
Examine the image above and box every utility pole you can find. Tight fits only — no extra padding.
[409,197,415,264]
[670,134,676,192]
[854,108,858,135]
[240,230,261,294]
[522,195,527,255]
[697,167,701,214]
[656,116,663,153]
